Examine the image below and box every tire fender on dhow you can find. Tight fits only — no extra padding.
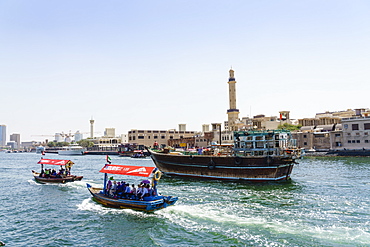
[208,159,216,170]
[234,156,242,165]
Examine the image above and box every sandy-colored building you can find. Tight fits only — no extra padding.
[339,116,370,150]
[128,125,197,148]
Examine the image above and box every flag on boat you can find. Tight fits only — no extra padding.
[99,164,156,177]
[106,155,111,164]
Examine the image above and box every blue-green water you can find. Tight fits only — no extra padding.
[0,152,369,247]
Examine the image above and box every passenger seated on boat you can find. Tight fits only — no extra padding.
[130,184,136,199]
[140,185,149,200]
[146,184,152,196]
[45,169,50,178]
[106,180,112,196]
[115,182,122,196]
[111,181,117,196]
[123,183,131,198]
[59,167,66,176]
[50,169,57,177]
[136,184,142,200]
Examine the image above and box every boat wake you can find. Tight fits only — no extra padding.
[59,180,95,189]
[76,198,159,218]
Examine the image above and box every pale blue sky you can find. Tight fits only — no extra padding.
[1,1,370,142]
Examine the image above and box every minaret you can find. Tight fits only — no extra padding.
[89,118,95,138]
[227,69,240,131]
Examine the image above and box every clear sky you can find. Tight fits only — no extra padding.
[1,0,370,142]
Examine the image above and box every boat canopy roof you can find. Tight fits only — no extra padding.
[37,159,74,166]
[234,129,291,137]
[99,164,156,177]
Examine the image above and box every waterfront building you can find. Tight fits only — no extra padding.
[202,124,210,132]
[54,133,64,142]
[121,134,128,144]
[168,136,195,148]
[293,124,340,152]
[92,137,122,150]
[7,141,17,149]
[10,133,20,148]
[194,132,214,147]
[338,116,370,150]
[104,128,115,138]
[74,131,83,142]
[244,111,294,131]
[293,108,370,152]
[0,125,6,146]
[297,109,364,127]
[128,124,197,149]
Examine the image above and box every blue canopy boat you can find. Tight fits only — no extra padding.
[86,163,178,212]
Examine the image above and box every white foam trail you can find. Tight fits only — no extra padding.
[76,198,160,218]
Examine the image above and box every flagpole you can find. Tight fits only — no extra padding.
[103,172,108,194]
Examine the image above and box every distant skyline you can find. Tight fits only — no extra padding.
[1,1,370,142]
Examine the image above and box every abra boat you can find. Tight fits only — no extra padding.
[148,130,302,182]
[86,164,178,212]
[32,158,83,184]
[58,143,86,155]
[86,163,178,212]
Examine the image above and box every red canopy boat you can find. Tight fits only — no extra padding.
[87,163,178,212]
[32,158,83,184]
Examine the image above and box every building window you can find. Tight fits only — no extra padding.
[348,140,351,143]
[365,140,369,143]
[161,136,165,139]
[303,142,307,145]
[303,135,307,138]
[352,124,359,130]
[352,140,356,143]
[356,140,360,143]
[138,136,144,139]
[335,134,341,137]
[154,136,158,139]
[364,123,370,130]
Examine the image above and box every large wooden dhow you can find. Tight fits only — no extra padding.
[148,130,302,182]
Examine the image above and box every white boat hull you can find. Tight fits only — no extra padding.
[58,150,85,155]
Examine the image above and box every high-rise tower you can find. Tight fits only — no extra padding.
[0,125,6,146]
[90,118,95,138]
[227,69,240,131]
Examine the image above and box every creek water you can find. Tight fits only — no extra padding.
[0,152,369,246]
